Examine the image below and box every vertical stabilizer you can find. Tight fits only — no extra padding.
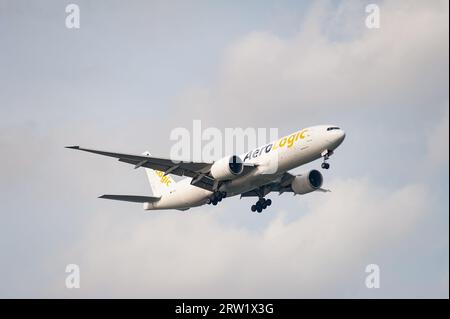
[142,151,176,197]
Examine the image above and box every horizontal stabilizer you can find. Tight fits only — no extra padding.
[99,195,161,203]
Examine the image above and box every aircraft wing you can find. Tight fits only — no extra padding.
[66,146,213,178]
[67,146,259,192]
[240,172,330,197]
[240,172,294,197]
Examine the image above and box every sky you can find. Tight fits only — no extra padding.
[0,0,448,298]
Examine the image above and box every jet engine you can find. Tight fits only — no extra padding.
[291,169,323,194]
[210,155,244,180]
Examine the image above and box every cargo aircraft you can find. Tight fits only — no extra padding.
[67,125,345,213]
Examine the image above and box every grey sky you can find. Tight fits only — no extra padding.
[0,0,448,298]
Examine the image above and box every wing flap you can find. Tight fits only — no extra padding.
[190,174,215,191]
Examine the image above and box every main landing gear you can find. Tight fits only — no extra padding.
[206,191,227,206]
[251,198,272,213]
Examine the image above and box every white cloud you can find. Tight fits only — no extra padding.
[173,0,449,127]
[50,178,432,298]
[427,104,449,168]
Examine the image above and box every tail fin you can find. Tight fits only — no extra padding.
[142,151,176,197]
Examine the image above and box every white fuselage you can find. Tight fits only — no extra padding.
[144,125,345,210]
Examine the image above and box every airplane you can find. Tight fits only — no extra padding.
[66,125,345,213]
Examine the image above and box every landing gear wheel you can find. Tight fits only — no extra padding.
[251,198,273,213]
[321,162,330,169]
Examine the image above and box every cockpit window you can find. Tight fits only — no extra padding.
[327,127,340,131]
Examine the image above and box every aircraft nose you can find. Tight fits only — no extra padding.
[337,130,346,144]
[327,128,346,150]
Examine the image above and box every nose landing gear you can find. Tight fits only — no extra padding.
[321,149,333,169]
[251,198,272,213]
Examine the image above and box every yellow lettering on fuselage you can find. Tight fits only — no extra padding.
[243,128,310,162]
[274,129,308,150]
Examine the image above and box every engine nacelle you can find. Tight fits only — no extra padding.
[210,155,244,181]
[291,170,323,195]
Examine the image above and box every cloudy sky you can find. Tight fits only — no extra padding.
[0,0,448,298]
